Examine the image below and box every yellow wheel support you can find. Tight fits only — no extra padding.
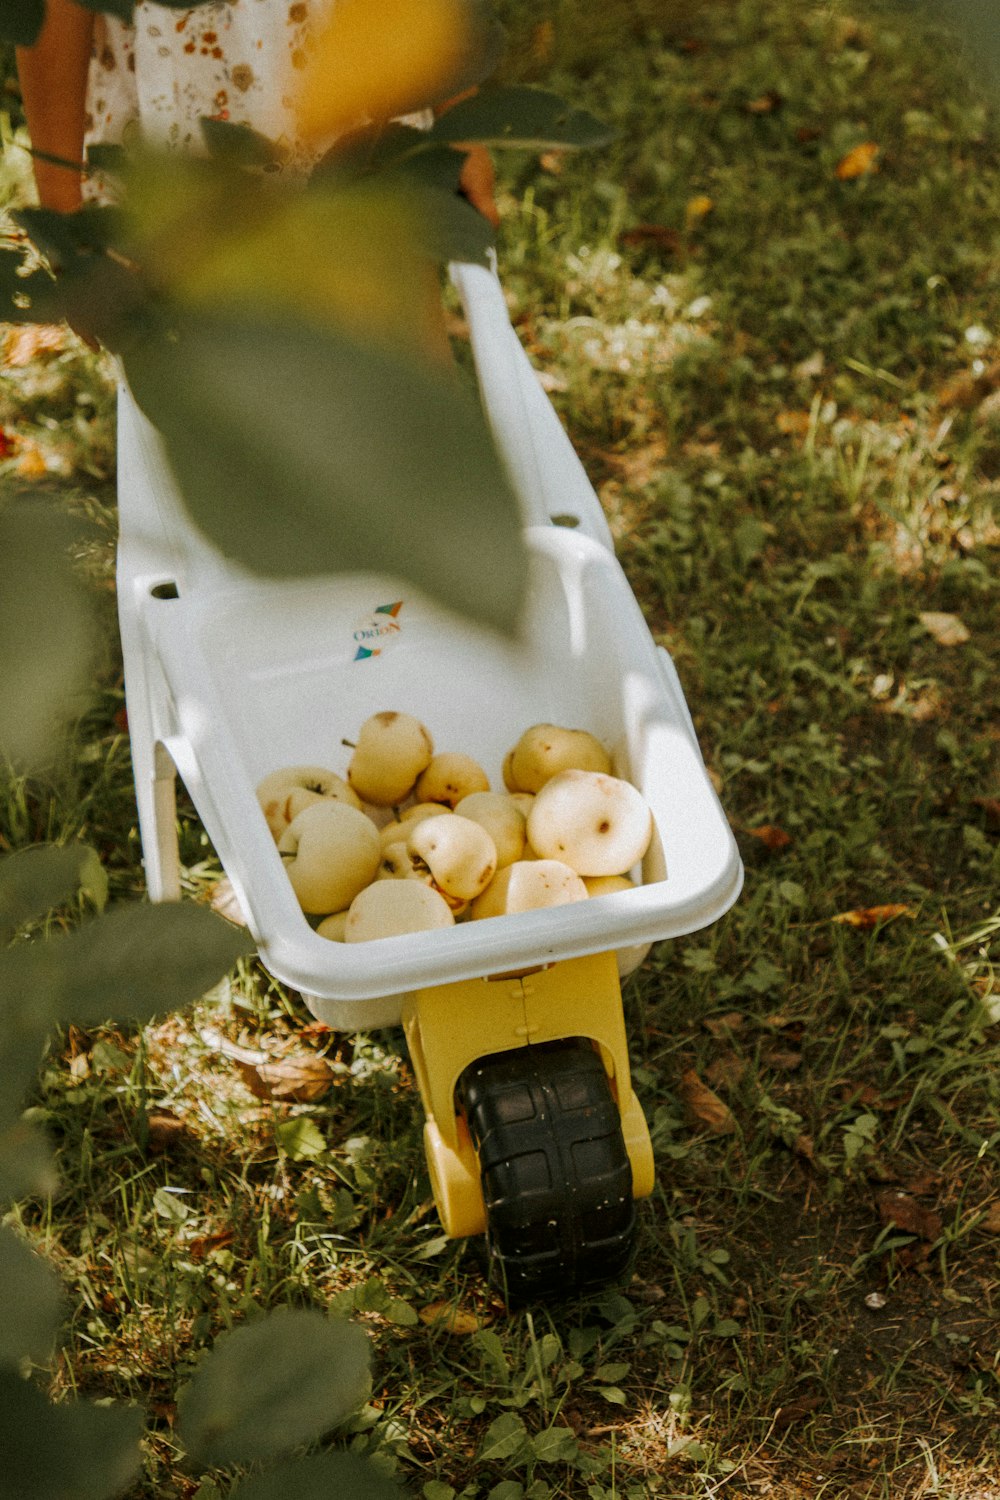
[403,950,654,1240]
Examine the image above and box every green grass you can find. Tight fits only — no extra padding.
[4,0,1000,1495]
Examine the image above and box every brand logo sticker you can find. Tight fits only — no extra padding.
[352,600,403,660]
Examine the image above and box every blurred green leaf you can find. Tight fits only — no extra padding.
[0,1226,64,1369]
[199,118,284,168]
[0,901,254,1029]
[428,86,615,150]
[0,1368,144,1500]
[14,205,125,274]
[176,1310,371,1467]
[920,0,1000,82]
[0,250,58,325]
[0,844,107,946]
[0,505,97,769]
[75,0,135,19]
[228,1453,404,1500]
[122,310,527,635]
[0,1120,58,1204]
[0,0,45,46]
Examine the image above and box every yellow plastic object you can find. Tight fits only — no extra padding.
[403,950,655,1237]
[423,1117,486,1238]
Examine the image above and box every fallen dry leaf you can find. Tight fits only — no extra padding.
[794,1133,815,1161]
[878,681,942,722]
[745,824,793,851]
[937,360,1000,410]
[745,90,783,114]
[972,797,1000,832]
[763,1048,803,1072]
[145,1111,190,1153]
[835,141,880,180]
[235,1055,333,1104]
[919,611,970,647]
[15,444,49,479]
[877,1189,942,1242]
[794,350,825,381]
[705,1052,747,1091]
[189,1229,235,1261]
[3,323,66,367]
[703,1011,745,1038]
[773,1394,823,1428]
[618,223,683,255]
[679,1068,737,1135]
[419,1300,485,1334]
[210,876,249,927]
[684,194,714,229]
[776,409,812,438]
[530,17,555,62]
[831,904,914,929]
[978,1202,1000,1234]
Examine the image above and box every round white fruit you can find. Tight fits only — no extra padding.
[278,800,381,914]
[508,723,612,794]
[377,841,420,880]
[470,859,589,919]
[454,791,526,869]
[316,910,349,941]
[378,803,452,850]
[501,748,521,793]
[347,711,434,806]
[527,769,653,877]
[581,877,650,980]
[583,874,635,898]
[407,813,497,901]
[415,752,490,808]
[345,879,454,942]
[256,764,362,839]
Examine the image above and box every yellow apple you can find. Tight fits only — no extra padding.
[256,764,363,839]
[454,791,526,869]
[470,859,589,919]
[278,800,381,914]
[415,751,490,807]
[407,813,497,901]
[508,723,612,794]
[527,769,653,876]
[347,710,434,806]
[345,879,455,941]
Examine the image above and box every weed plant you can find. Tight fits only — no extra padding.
[3,1,1000,1496]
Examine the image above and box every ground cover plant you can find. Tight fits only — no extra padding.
[2,0,1000,1495]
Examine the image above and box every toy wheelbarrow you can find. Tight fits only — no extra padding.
[115,260,743,1301]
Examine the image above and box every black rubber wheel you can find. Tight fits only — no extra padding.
[459,1039,636,1305]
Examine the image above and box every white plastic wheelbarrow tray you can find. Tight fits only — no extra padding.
[116,262,743,1030]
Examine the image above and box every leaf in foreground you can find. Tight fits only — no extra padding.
[0,901,254,1028]
[228,1453,404,1500]
[122,311,527,636]
[0,0,45,46]
[0,1226,64,1369]
[0,1368,144,1500]
[0,844,107,946]
[428,85,615,151]
[0,1120,58,1205]
[0,506,97,769]
[176,1309,371,1467]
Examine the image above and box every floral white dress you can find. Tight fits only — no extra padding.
[85,0,327,175]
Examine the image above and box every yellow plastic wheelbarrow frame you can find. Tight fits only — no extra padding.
[402,950,655,1239]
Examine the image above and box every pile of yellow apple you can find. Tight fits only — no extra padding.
[256,712,654,943]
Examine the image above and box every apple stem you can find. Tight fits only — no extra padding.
[340,738,357,749]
